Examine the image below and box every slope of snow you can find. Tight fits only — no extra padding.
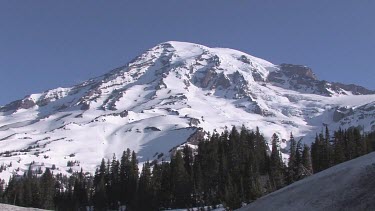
[0,41,374,180]
[0,204,47,211]
[238,152,375,211]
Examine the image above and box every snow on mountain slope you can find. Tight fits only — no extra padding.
[0,41,374,179]
[238,152,375,211]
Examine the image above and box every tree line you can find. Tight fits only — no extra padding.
[0,126,374,210]
[311,126,374,173]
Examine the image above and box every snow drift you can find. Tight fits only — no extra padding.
[238,152,375,211]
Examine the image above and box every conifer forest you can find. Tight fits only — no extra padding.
[0,126,374,210]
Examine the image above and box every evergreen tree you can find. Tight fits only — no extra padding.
[108,154,120,209]
[311,134,319,173]
[119,149,131,205]
[40,168,55,209]
[223,176,241,209]
[269,133,285,190]
[287,133,297,184]
[301,145,312,177]
[159,162,173,209]
[325,126,333,167]
[295,139,303,180]
[182,145,193,176]
[150,163,162,210]
[171,151,192,208]
[73,169,89,210]
[333,129,346,164]
[137,161,153,211]
[127,151,138,209]
[93,159,108,211]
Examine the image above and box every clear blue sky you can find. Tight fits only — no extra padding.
[1,1,374,105]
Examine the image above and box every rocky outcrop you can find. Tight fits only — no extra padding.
[268,64,374,96]
[0,98,36,112]
[279,64,317,80]
[186,128,206,145]
[331,82,375,95]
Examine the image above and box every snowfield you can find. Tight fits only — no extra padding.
[238,152,375,211]
[0,41,374,180]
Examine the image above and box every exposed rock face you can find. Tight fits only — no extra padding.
[333,107,354,122]
[189,118,201,127]
[279,63,317,80]
[331,82,375,95]
[186,128,206,145]
[200,69,217,88]
[268,63,374,96]
[119,110,128,118]
[0,98,36,112]
[215,73,231,89]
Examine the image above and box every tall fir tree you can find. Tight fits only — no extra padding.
[287,133,297,184]
[269,133,285,190]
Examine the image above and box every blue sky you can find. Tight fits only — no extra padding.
[0,1,374,105]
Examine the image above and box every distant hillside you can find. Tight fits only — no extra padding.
[238,152,375,211]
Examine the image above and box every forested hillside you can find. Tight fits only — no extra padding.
[0,126,374,210]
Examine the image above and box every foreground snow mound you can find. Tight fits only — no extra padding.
[239,152,375,211]
[0,41,374,180]
[0,204,47,211]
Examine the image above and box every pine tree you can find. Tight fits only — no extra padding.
[269,133,285,190]
[119,149,131,205]
[137,161,153,211]
[93,159,108,210]
[40,168,55,210]
[333,129,345,165]
[109,154,120,209]
[301,145,313,177]
[223,176,241,209]
[295,139,303,180]
[325,126,333,167]
[22,165,33,207]
[287,133,297,184]
[192,159,203,208]
[311,134,319,173]
[159,161,173,209]
[94,177,107,211]
[182,145,193,176]
[150,163,162,210]
[171,151,192,208]
[127,151,138,209]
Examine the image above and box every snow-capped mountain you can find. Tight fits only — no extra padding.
[0,41,374,179]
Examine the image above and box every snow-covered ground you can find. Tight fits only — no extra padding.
[0,41,374,180]
[167,204,225,211]
[0,204,47,211]
[238,152,375,211]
